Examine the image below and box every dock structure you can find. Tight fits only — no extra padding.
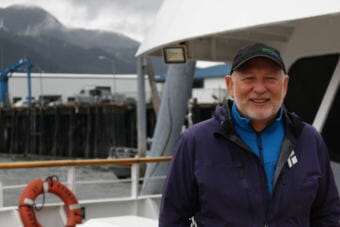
[0,103,216,159]
[0,104,138,158]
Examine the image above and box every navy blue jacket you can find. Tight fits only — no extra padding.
[159,101,340,226]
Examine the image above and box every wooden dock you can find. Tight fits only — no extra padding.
[0,103,215,158]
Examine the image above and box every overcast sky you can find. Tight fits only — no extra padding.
[0,0,164,41]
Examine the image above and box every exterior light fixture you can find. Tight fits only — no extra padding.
[162,46,187,64]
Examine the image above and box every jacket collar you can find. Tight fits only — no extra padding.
[213,99,304,142]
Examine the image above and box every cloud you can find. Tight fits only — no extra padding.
[0,0,163,41]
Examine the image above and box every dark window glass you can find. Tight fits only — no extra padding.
[285,54,339,162]
[193,79,204,88]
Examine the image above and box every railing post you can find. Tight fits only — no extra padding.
[0,181,3,208]
[67,166,76,192]
[131,163,140,198]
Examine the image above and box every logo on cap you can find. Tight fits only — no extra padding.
[261,48,279,57]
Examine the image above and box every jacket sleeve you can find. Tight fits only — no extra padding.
[159,132,199,227]
[310,132,340,226]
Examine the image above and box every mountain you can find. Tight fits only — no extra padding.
[0,5,168,74]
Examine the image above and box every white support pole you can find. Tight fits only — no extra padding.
[142,61,196,195]
[313,60,340,132]
[67,167,76,192]
[0,181,3,208]
[131,163,140,199]
[137,57,147,158]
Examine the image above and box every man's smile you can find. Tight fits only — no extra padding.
[249,98,270,104]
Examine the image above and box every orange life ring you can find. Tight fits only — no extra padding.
[18,177,82,227]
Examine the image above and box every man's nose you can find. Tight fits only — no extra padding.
[252,81,267,94]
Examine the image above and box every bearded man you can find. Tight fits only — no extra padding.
[159,43,340,226]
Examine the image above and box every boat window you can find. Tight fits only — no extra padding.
[284,53,339,162]
[193,79,204,88]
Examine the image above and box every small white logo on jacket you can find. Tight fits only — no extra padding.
[288,150,298,168]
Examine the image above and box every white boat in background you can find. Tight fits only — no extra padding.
[108,147,138,179]
[1,0,340,226]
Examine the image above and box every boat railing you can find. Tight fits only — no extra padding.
[0,156,172,208]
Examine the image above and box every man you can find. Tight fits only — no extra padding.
[159,43,340,226]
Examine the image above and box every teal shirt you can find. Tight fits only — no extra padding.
[231,103,285,195]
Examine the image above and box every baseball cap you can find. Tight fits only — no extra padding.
[230,42,286,74]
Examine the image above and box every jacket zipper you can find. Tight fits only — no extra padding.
[255,132,270,227]
[224,132,271,226]
[256,132,264,163]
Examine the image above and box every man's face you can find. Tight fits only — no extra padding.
[225,57,289,123]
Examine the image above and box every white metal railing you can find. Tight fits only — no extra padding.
[0,157,171,208]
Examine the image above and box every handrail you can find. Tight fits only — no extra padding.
[0,156,172,169]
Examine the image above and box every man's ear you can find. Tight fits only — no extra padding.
[283,74,289,97]
[225,75,234,98]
